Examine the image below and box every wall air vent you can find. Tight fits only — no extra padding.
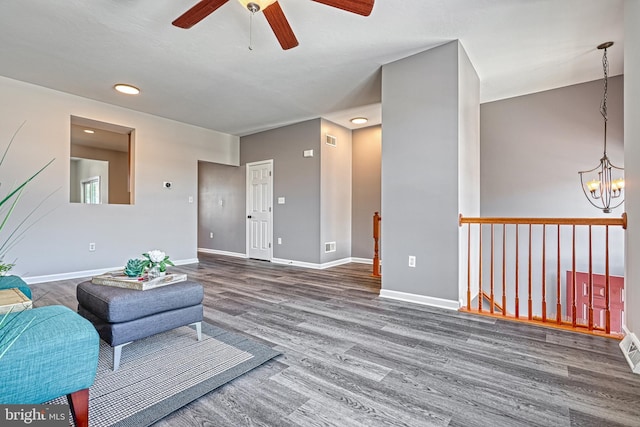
[325,242,336,253]
[325,134,337,147]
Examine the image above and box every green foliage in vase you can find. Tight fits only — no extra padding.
[124,258,145,277]
[141,250,175,273]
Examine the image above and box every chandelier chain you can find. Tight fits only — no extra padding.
[600,47,609,122]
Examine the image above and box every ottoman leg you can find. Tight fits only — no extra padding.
[112,342,132,371]
[191,322,202,341]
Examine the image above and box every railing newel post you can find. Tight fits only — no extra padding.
[372,212,381,277]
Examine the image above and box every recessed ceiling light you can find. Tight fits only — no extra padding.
[350,117,368,125]
[83,129,95,134]
[114,84,140,95]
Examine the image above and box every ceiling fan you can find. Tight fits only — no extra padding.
[172,0,375,50]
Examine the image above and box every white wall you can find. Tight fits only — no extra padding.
[624,0,640,335]
[0,76,239,280]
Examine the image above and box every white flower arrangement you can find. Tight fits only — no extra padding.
[141,250,175,273]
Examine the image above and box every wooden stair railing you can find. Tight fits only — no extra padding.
[372,212,381,277]
[459,213,627,338]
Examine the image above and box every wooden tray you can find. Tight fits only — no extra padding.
[0,287,32,313]
[91,272,187,291]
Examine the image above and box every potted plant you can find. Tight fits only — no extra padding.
[0,122,54,359]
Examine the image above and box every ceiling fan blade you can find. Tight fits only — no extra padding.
[172,0,229,29]
[263,2,299,50]
[312,0,374,16]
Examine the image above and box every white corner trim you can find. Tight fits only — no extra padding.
[379,289,461,311]
[198,248,247,258]
[23,258,200,285]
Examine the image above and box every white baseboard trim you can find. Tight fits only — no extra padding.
[23,258,200,285]
[379,289,460,311]
[272,257,354,270]
[350,257,373,265]
[198,248,247,258]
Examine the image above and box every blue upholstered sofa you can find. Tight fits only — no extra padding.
[0,276,99,427]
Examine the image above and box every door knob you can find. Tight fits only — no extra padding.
[247,215,252,219]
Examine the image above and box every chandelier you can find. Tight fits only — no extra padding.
[578,41,624,214]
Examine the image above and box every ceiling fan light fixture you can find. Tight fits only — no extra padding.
[114,84,140,95]
[350,117,368,125]
[238,0,276,12]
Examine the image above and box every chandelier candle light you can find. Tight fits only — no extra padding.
[578,41,624,213]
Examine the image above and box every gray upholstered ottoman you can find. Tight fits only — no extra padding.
[77,280,203,370]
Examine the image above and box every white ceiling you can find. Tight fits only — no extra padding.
[0,0,624,136]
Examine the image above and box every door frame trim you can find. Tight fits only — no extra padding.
[245,159,274,260]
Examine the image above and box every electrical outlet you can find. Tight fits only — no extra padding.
[210,232,214,239]
[408,255,416,267]
[89,242,96,252]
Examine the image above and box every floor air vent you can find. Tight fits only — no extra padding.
[619,332,640,374]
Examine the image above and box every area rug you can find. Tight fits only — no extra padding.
[48,322,280,427]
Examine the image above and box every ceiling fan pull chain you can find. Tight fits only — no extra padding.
[249,13,253,50]
[248,3,260,50]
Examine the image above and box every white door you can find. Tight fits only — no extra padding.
[246,160,273,260]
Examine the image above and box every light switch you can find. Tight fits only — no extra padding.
[277,197,285,204]
[303,149,314,158]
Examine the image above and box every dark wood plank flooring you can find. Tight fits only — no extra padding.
[30,253,640,426]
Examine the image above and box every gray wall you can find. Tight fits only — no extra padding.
[480,76,625,316]
[241,119,322,263]
[197,161,245,254]
[382,41,476,302]
[625,0,640,335]
[352,126,381,259]
[320,119,352,263]
[481,76,624,218]
[0,75,238,279]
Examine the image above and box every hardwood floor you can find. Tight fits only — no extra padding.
[31,253,640,426]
